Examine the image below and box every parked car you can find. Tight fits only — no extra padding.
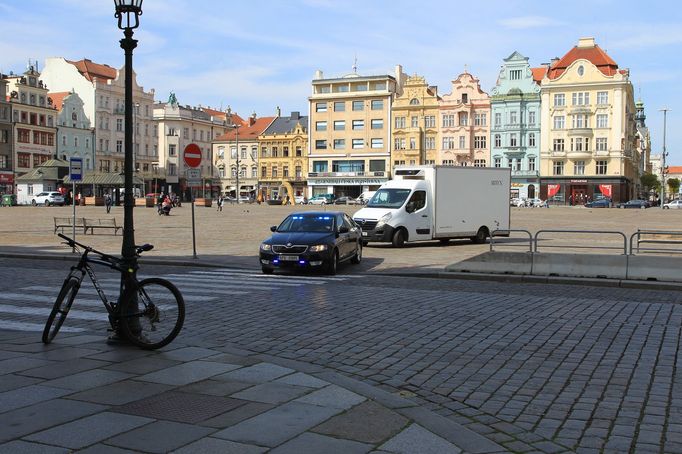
[31,192,65,206]
[294,195,307,205]
[585,198,611,208]
[663,200,682,209]
[259,211,362,275]
[308,195,334,205]
[617,199,649,209]
[510,197,525,207]
[525,198,547,208]
[334,196,360,205]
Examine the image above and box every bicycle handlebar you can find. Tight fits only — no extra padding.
[57,233,154,258]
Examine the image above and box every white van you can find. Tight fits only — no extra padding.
[353,166,510,247]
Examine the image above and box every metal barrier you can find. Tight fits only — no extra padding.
[533,230,627,255]
[490,229,533,253]
[630,230,682,255]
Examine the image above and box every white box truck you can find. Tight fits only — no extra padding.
[353,165,510,247]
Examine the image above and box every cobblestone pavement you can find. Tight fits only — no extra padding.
[1,258,681,453]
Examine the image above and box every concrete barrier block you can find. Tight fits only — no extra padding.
[627,255,682,282]
[533,253,627,279]
[445,251,532,275]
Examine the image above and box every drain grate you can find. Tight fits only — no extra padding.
[114,391,245,424]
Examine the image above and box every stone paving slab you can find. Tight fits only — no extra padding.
[104,420,214,453]
[313,400,409,444]
[0,384,72,413]
[294,384,366,410]
[230,382,313,404]
[66,379,174,406]
[379,423,463,454]
[0,440,69,454]
[172,437,267,454]
[269,432,373,454]
[135,360,241,386]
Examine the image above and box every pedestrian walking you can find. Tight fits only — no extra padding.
[217,195,224,212]
[104,193,112,213]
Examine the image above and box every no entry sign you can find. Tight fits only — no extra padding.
[183,143,202,168]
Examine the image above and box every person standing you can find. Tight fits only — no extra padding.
[104,192,112,214]
[217,194,224,212]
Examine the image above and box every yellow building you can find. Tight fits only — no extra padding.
[391,75,440,169]
[257,110,308,202]
[540,37,639,204]
[307,66,405,198]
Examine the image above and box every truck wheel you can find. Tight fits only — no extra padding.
[392,229,406,248]
[439,238,450,245]
[471,227,488,244]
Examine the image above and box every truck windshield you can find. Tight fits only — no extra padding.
[367,189,412,209]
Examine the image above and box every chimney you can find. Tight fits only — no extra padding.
[577,37,596,48]
[314,69,323,80]
[291,111,300,120]
[249,112,257,126]
[276,106,281,117]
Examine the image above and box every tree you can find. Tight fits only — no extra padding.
[640,173,660,193]
[668,178,680,197]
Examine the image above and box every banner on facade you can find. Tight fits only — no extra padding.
[547,184,561,198]
[598,184,612,198]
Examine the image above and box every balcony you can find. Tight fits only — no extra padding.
[308,171,385,178]
[511,170,540,178]
[113,107,125,115]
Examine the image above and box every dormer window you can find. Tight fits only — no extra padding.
[462,93,468,103]
[409,98,420,105]
[577,65,585,76]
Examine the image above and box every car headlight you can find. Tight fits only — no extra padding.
[376,212,392,229]
[260,243,272,251]
[309,244,328,252]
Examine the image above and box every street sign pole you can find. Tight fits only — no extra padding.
[191,187,197,259]
[69,158,83,253]
[183,145,202,260]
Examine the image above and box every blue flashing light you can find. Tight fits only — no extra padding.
[316,216,331,220]
[273,259,280,264]
[299,260,306,264]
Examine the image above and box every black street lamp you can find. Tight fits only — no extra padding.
[114,0,142,303]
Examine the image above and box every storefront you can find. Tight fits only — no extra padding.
[0,172,13,195]
[541,178,632,205]
[307,176,387,199]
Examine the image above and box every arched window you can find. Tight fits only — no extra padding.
[409,98,420,105]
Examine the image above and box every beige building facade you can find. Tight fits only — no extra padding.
[438,72,491,167]
[307,66,405,198]
[539,37,639,204]
[391,75,440,169]
[0,77,13,194]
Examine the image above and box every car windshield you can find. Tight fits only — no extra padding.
[277,214,335,233]
[367,189,412,209]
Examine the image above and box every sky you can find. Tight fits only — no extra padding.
[1,0,680,164]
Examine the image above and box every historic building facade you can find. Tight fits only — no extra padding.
[438,71,490,167]
[153,95,227,198]
[213,112,275,199]
[307,66,405,198]
[52,91,95,171]
[391,74,440,169]
[40,57,158,191]
[490,52,543,199]
[539,37,639,204]
[258,110,308,201]
[0,77,12,194]
[5,65,57,190]
[634,100,652,193]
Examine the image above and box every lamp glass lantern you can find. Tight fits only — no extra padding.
[114,0,143,30]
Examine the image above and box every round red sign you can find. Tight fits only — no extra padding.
[183,143,202,168]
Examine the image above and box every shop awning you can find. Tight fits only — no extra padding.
[63,172,144,185]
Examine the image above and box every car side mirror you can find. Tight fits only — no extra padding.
[339,226,349,234]
[270,226,277,232]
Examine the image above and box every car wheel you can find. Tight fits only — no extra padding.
[31,200,37,206]
[471,227,488,244]
[439,238,450,245]
[640,205,645,209]
[351,242,362,264]
[391,229,406,248]
[326,250,338,275]
[261,267,274,275]
[362,240,369,247]
[44,200,50,207]
[664,206,670,210]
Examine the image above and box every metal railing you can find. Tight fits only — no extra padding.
[534,230,627,254]
[630,230,682,255]
[490,229,533,252]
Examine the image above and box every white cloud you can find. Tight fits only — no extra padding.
[609,25,682,50]
[498,16,562,29]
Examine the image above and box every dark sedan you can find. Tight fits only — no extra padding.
[585,198,611,208]
[617,199,649,209]
[259,211,362,275]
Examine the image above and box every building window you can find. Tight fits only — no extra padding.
[509,134,517,147]
[554,116,565,129]
[334,101,345,112]
[332,160,364,172]
[352,139,364,149]
[596,160,608,175]
[458,112,468,126]
[494,134,501,147]
[168,144,176,156]
[18,153,30,168]
[369,160,385,172]
[442,114,455,128]
[574,160,585,175]
[272,166,278,178]
[528,133,536,147]
[554,93,565,107]
[371,138,383,149]
[352,120,364,130]
[116,118,123,131]
[261,166,267,177]
[283,166,289,177]
[409,137,416,149]
[295,165,302,178]
[494,157,501,168]
[528,157,536,171]
[352,101,364,111]
[217,146,224,159]
[553,161,564,175]
[333,120,345,131]
[474,136,486,149]
[459,136,466,149]
[596,114,608,128]
[168,164,177,176]
[596,137,608,151]
[316,121,327,131]
[395,117,406,129]
[461,93,468,103]
[509,69,522,80]
[572,92,590,106]
[474,113,487,126]
[425,137,435,150]
[528,111,536,125]
[117,140,123,153]
[252,167,257,178]
[315,102,327,112]
[371,119,383,129]
[597,91,608,105]
[570,137,589,152]
[509,111,518,125]
[395,138,406,150]
[572,114,587,129]
[474,159,486,167]
[296,146,302,157]
[0,130,7,144]
[371,100,383,110]
[283,146,289,157]
[424,116,436,128]
[442,137,455,150]
[0,155,7,168]
[411,116,418,128]
[494,113,502,127]
[553,139,565,152]
[333,139,345,149]
[315,140,327,150]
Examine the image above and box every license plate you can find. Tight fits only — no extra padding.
[279,255,299,261]
[361,231,368,236]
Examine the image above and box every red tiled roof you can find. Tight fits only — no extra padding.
[48,92,70,111]
[547,42,619,79]
[531,67,546,84]
[215,116,276,141]
[66,58,117,82]
[667,166,682,175]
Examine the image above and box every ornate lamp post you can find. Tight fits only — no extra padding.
[114,0,142,281]
[226,107,240,202]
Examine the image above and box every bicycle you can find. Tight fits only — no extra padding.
[42,233,185,350]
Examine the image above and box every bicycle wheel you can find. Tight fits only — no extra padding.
[42,276,81,344]
[120,278,185,350]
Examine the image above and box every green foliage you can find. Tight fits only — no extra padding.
[668,178,680,196]
[640,173,660,191]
